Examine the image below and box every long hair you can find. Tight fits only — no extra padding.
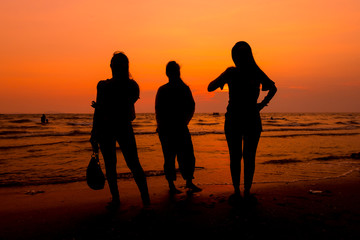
[110,51,131,79]
[231,41,261,71]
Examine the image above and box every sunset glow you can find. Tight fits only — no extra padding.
[1,0,359,113]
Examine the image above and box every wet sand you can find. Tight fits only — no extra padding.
[1,170,360,240]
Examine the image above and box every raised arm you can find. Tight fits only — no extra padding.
[207,68,232,92]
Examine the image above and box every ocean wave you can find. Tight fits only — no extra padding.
[0,139,89,150]
[336,121,359,125]
[195,122,219,126]
[0,125,39,130]
[66,122,92,126]
[0,130,90,139]
[9,119,33,123]
[261,159,303,164]
[263,122,321,127]
[0,167,205,187]
[261,152,360,165]
[263,132,360,138]
[191,131,224,135]
[264,126,359,132]
[0,130,29,135]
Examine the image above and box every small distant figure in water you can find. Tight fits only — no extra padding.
[90,52,150,209]
[155,61,202,194]
[41,114,47,124]
[208,41,277,203]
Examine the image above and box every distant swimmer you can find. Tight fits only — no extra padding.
[41,114,47,124]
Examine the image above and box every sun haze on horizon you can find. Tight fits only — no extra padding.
[0,0,359,113]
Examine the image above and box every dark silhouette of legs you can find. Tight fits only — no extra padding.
[117,125,150,206]
[225,118,261,198]
[99,139,120,206]
[158,127,201,193]
[243,132,261,197]
[225,121,242,195]
[177,128,201,192]
[99,124,150,208]
[159,132,182,194]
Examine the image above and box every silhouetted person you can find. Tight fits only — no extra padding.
[90,52,150,209]
[41,114,47,124]
[155,61,201,194]
[208,41,277,202]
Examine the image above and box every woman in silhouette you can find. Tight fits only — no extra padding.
[208,42,277,202]
[91,52,150,209]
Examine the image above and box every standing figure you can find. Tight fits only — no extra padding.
[155,61,202,194]
[91,52,150,209]
[208,42,277,202]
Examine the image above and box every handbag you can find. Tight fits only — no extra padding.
[86,153,105,190]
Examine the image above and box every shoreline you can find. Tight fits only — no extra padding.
[1,169,360,240]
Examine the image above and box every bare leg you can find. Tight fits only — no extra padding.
[225,129,243,196]
[243,132,261,198]
[99,139,120,208]
[119,126,150,206]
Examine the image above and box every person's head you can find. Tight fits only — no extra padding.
[166,61,181,80]
[231,41,256,67]
[110,51,129,79]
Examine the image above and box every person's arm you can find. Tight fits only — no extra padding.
[90,81,104,149]
[258,71,277,111]
[129,79,140,104]
[207,67,232,92]
[258,85,277,111]
[185,87,195,125]
[155,88,163,129]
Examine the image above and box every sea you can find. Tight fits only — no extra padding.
[0,113,359,188]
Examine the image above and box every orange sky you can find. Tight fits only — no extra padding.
[1,0,359,113]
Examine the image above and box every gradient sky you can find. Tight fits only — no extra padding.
[1,0,359,113]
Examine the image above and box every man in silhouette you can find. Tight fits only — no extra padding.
[155,61,201,193]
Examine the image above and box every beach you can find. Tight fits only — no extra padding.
[1,113,360,239]
[1,168,359,240]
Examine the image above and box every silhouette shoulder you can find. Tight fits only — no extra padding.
[158,83,170,92]
[96,80,107,91]
[129,79,139,87]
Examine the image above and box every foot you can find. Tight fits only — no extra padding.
[228,192,243,206]
[141,193,151,207]
[168,180,182,194]
[186,182,202,193]
[244,191,257,204]
[106,199,120,211]
[169,187,182,194]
